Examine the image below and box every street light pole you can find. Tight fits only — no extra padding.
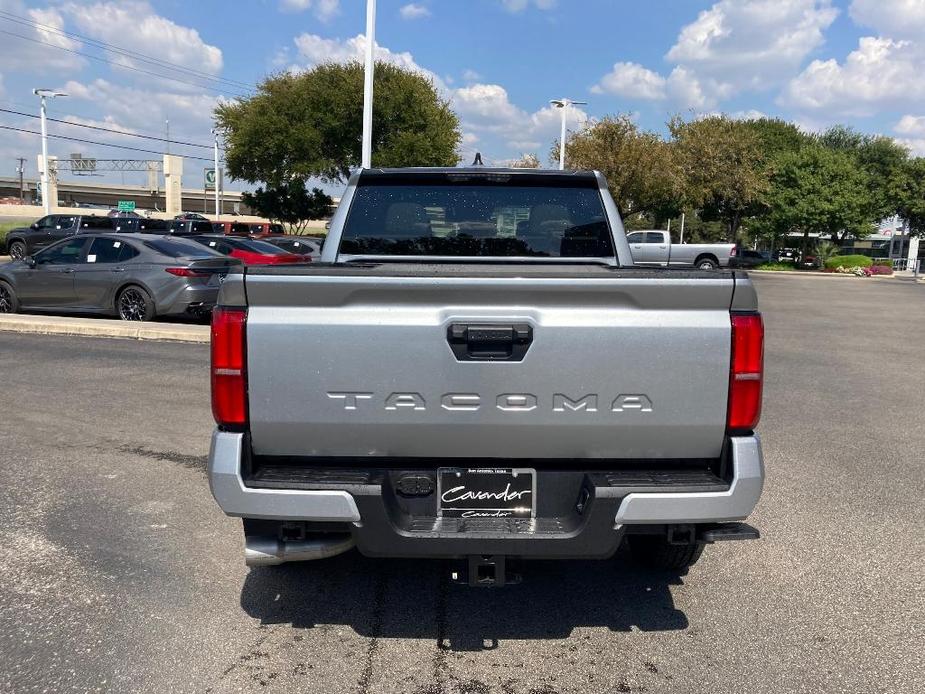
[211,128,221,220]
[361,0,376,169]
[33,89,67,214]
[550,98,586,171]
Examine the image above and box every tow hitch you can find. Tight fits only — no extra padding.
[452,555,521,587]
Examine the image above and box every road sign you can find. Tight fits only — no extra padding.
[204,168,217,191]
[117,200,135,212]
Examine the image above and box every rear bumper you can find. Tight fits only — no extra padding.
[208,431,763,559]
[160,284,219,316]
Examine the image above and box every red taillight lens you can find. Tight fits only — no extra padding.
[727,313,764,432]
[166,267,208,278]
[211,307,247,428]
[730,246,738,257]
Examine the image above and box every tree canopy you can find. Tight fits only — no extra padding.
[215,61,460,186]
[241,182,333,234]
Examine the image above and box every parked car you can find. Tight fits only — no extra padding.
[4,215,115,259]
[175,212,210,221]
[625,230,737,269]
[188,234,310,266]
[0,234,240,321]
[108,210,141,218]
[114,218,167,233]
[730,249,770,269]
[245,222,286,237]
[261,235,323,257]
[207,167,764,584]
[211,221,253,236]
[776,248,798,263]
[169,219,214,236]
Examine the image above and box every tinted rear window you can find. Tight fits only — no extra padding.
[340,182,613,257]
[144,238,217,258]
[81,216,115,230]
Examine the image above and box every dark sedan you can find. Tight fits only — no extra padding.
[730,249,770,269]
[0,234,241,321]
[4,214,114,259]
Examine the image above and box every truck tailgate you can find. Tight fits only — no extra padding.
[244,266,737,460]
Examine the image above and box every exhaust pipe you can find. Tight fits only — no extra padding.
[245,533,356,566]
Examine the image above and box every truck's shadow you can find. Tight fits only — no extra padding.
[240,545,689,650]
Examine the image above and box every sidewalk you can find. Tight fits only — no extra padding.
[0,314,209,343]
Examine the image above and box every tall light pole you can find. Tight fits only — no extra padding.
[361,0,376,169]
[33,88,67,214]
[211,128,221,220]
[550,98,586,171]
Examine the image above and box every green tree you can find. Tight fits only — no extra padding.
[215,61,460,186]
[242,182,333,234]
[669,115,769,240]
[897,157,925,236]
[560,115,683,220]
[761,144,875,252]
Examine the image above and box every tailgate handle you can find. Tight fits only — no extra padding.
[447,323,533,362]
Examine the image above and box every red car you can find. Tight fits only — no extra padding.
[189,234,310,266]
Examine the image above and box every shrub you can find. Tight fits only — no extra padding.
[754,262,797,271]
[824,254,872,270]
[871,259,893,267]
[868,264,893,275]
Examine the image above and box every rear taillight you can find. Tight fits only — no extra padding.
[166,267,208,278]
[730,246,737,257]
[211,307,247,428]
[727,312,763,432]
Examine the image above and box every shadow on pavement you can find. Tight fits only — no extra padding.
[240,545,688,650]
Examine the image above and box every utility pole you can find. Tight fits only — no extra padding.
[165,118,170,155]
[361,0,376,169]
[15,157,25,204]
[550,98,587,170]
[33,88,67,215]
[211,128,221,220]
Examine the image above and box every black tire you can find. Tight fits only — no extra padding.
[696,256,718,270]
[628,535,705,571]
[7,240,26,260]
[0,280,18,314]
[117,285,155,321]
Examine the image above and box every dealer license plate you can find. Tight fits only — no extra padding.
[437,467,536,519]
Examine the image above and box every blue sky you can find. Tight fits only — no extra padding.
[2,0,925,191]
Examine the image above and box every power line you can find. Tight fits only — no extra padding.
[0,9,255,92]
[0,107,213,150]
[0,29,251,98]
[0,124,214,162]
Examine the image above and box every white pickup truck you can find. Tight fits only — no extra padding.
[627,229,737,269]
[207,168,764,587]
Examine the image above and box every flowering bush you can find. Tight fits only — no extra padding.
[868,264,893,275]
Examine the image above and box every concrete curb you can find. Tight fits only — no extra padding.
[0,314,209,343]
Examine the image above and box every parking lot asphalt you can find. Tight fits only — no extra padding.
[1,274,923,694]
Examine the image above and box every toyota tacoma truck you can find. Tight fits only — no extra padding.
[208,168,764,586]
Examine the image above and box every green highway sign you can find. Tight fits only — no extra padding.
[117,200,135,212]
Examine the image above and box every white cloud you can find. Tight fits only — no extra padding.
[592,62,666,100]
[667,0,838,90]
[62,1,223,91]
[293,32,445,89]
[501,0,556,12]
[279,0,339,21]
[782,37,925,116]
[895,114,925,136]
[0,1,83,72]
[399,3,430,20]
[850,0,925,39]
[591,0,838,111]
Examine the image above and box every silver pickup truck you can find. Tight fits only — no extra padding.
[208,168,764,586]
[627,229,737,269]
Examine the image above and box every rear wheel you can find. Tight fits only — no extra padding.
[629,535,705,572]
[7,240,26,260]
[117,285,155,321]
[696,256,718,270]
[0,281,18,313]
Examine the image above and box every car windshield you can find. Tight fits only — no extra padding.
[340,179,614,258]
[229,238,289,254]
[144,238,219,258]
